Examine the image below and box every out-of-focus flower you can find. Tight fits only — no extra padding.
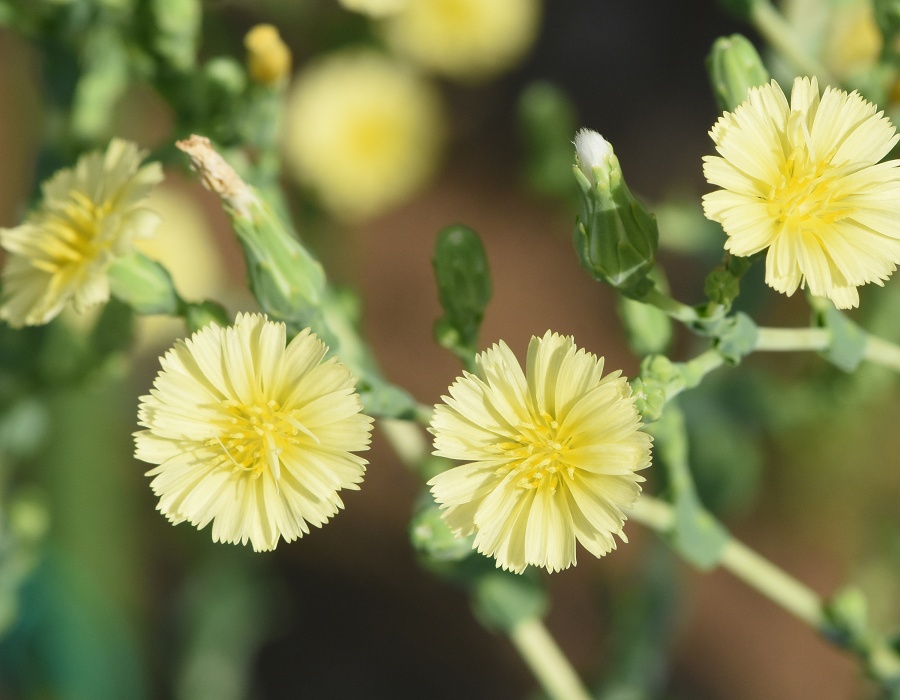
[429,331,651,573]
[0,139,163,327]
[703,77,900,309]
[135,313,373,552]
[381,0,541,82]
[824,1,881,81]
[338,0,409,18]
[283,50,444,222]
[244,24,291,86]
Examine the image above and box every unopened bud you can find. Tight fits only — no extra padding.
[108,252,180,315]
[176,135,326,323]
[707,34,769,111]
[572,129,658,296]
[244,24,291,86]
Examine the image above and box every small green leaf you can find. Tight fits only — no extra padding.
[432,225,492,366]
[670,489,729,570]
[817,305,866,372]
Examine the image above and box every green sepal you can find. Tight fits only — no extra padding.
[714,312,758,364]
[432,225,492,367]
[409,495,474,564]
[630,376,667,423]
[669,489,729,570]
[471,568,548,633]
[707,34,769,112]
[816,305,867,372]
[107,252,180,316]
[703,254,753,308]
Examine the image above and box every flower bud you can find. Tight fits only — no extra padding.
[572,129,658,296]
[107,252,180,315]
[176,135,325,325]
[244,24,291,86]
[707,34,769,112]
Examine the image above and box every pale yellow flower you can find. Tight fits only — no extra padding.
[0,139,163,327]
[703,77,900,309]
[283,50,444,222]
[381,0,541,81]
[338,0,409,18]
[135,313,373,552]
[429,331,650,574]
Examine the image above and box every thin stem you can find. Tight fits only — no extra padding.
[508,617,593,700]
[630,497,822,626]
[377,418,430,471]
[639,286,702,325]
[864,335,900,373]
[754,327,830,352]
[750,0,838,85]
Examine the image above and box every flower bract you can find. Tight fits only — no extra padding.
[703,76,900,309]
[0,139,163,327]
[135,313,374,552]
[429,331,651,573]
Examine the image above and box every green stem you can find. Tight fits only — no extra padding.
[639,287,702,325]
[508,617,593,700]
[750,0,838,85]
[377,418,430,472]
[629,496,900,687]
[754,327,830,352]
[755,325,900,374]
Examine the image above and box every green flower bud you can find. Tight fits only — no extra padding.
[707,34,770,112]
[572,129,658,297]
[432,225,492,366]
[183,300,230,333]
[108,252,180,315]
[176,135,326,326]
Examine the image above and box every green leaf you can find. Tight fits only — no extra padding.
[714,312,758,364]
[670,489,729,570]
[817,305,866,372]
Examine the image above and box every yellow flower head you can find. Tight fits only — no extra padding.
[0,139,163,327]
[283,50,444,222]
[381,0,541,82]
[338,0,409,18]
[135,313,374,552]
[429,331,651,574]
[244,24,292,86]
[703,77,900,309]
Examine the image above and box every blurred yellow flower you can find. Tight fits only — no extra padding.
[338,0,408,18]
[0,139,163,327]
[135,313,373,552]
[381,0,541,81]
[824,1,881,81]
[244,24,291,86]
[283,50,444,222]
[429,331,650,574]
[703,77,900,309]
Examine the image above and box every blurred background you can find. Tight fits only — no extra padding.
[1,0,900,698]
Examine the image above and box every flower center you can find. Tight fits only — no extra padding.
[767,152,854,232]
[208,399,317,482]
[496,411,574,493]
[40,191,115,272]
